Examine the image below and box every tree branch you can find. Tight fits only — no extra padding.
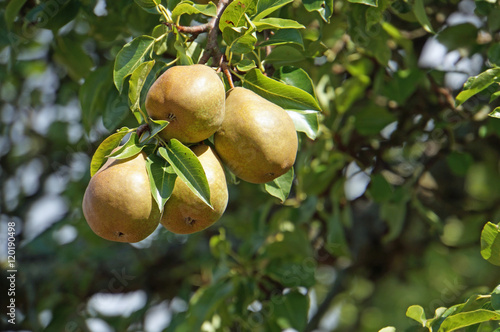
[199,0,231,65]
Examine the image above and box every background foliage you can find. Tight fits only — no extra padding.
[1,0,500,331]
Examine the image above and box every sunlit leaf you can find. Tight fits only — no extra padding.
[438,310,500,331]
[406,305,427,325]
[219,0,256,32]
[113,35,155,93]
[286,110,319,139]
[303,0,334,22]
[456,68,500,106]
[253,18,305,31]
[108,132,147,160]
[480,222,500,266]
[90,128,129,177]
[243,69,321,111]
[129,60,155,113]
[172,1,217,21]
[264,46,305,66]
[159,140,211,207]
[259,29,304,49]
[253,0,293,20]
[146,154,177,212]
[265,167,294,202]
[274,66,316,96]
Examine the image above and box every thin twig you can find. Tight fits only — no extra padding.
[221,62,234,89]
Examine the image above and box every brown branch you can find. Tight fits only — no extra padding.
[199,0,231,65]
[221,61,234,89]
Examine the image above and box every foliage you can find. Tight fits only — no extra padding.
[1,0,500,331]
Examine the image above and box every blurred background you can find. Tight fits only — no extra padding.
[1,0,500,331]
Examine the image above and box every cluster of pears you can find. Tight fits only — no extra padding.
[82,64,298,243]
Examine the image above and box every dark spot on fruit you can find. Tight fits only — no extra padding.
[167,113,177,121]
[266,172,275,177]
[185,216,196,226]
[117,231,124,237]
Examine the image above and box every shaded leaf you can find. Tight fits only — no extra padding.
[5,0,28,29]
[103,87,132,131]
[480,222,500,266]
[348,0,378,6]
[354,103,396,136]
[264,45,305,66]
[265,167,294,202]
[287,110,319,139]
[90,128,130,177]
[413,0,435,33]
[53,35,93,81]
[259,29,304,49]
[113,36,155,93]
[243,69,321,111]
[492,284,500,311]
[272,291,309,331]
[134,0,160,13]
[159,140,211,207]
[235,59,257,71]
[146,154,177,212]
[80,65,112,132]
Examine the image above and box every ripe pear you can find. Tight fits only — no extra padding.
[145,64,226,143]
[214,87,298,184]
[161,144,228,234]
[82,152,161,243]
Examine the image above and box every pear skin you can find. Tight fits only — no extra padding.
[82,152,161,243]
[161,145,228,234]
[214,87,298,184]
[145,64,225,143]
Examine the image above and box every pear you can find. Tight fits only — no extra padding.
[161,144,228,234]
[145,64,226,143]
[214,87,298,184]
[82,152,161,243]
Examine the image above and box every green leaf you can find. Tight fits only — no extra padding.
[224,27,257,54]
[5,0,28,29]
[334,75,370,113]
[326,204,350,257]
[436,23,478,51]
[259,29,304,49]
[272,291,309,331]
[264,167,294,202]
[146,154,177,212]
[79,65,112,132]
[438,310,500,332]
[348,0,378,6]
[264,46,305,66]
[303,0,334,22]
[354,103,396,136]
[235,59,257,72]
[456,68,500,106]
[145,119,170,142]
[381,68,425,104]
[446,151,474,177]
[480,222,500,266]
[413,0,435,33]
[274,66,316,97]
[368,174,393,202]
[286,110,319,139]
[492,284,500,311]
[113,36,155,93]
[243,69,322,111]
[219,0,257,32]
[378,328,396,332]
[129,60,155,113]
[158,140,212,208]
[406,305,427,326]
[174,36,194,65]
[108,132,147,160]
[103,87,132,131]
[134,0,160,13]
[90,128,130,177]
[53,35,93,81]
[253,0,293,20]
[253,18,305,31]
[172,1,217,21]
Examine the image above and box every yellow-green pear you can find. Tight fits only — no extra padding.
[82,152,161,243]
[214,87,298,184]
[145,64,225,143]
[161,144,228,234]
